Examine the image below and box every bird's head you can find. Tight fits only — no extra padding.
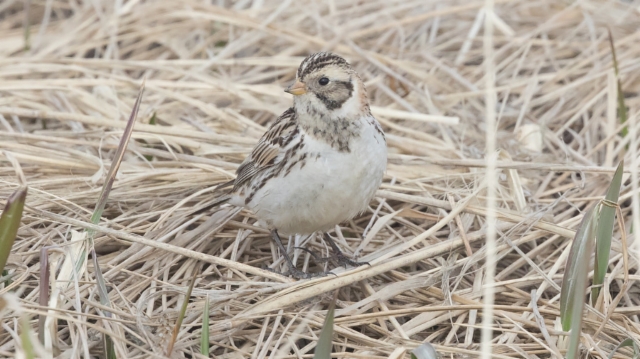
[285,52,370,118]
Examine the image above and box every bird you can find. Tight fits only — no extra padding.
[214,52,387,278]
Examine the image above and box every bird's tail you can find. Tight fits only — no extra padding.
[188,178,236,215]
[192,194,231,215]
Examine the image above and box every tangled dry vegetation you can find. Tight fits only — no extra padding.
[1,0,640,358]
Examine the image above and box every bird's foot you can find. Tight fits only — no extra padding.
[264,263,332,279]
[295,247,370,269]
[284,267,332,279]
[331,252,370,269]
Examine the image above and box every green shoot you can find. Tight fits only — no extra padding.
[0,187,27,274]
[143,112,157,161]
[593,161,623,302]
[20,315,35,359]
[608,338,639,359]
[1,269,11,289]
[167,267,199,356]
[564,207,596,358]
[560,206,596,332]
[89,81,145,232]
[313,291,338,359]
[87,80,146,359]
[201,296,210,356]
[23,0,31,51]
[97,255,116,359]
[607,29,628,138]
[37,247,51,344]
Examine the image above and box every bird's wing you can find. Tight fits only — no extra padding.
[232,107,299,191]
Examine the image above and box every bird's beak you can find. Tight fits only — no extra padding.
[285,80,307,96]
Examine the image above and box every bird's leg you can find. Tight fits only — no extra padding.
[309,233,370,269]
[270,230,325,279]
[292,246,326,263]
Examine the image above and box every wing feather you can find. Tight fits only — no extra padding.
[232,108,298,191]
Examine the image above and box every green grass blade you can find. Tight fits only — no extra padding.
[20,315,35,359]
[1,269,12,289]
[607,29,628,138]
[593,160,623,302]
[567,271,589,359]
[143,112,157,161]
[37,247,52,344]
[0,186,27,274]
[565,207,596,357]
[23,0,31,51]
[167,268,199,356]
[313,291,338,359]
[148,112,157,126]
[201,296,210,356]
[87,80,145,359]
[608,338,639,359]
[89,80,146,230]
[104,334,116,359]
[91,253,109,304]
[93,250,116,359]
[560,206,596,331]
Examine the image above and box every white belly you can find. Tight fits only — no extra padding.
[236,124,387,236]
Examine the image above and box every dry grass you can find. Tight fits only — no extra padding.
[1,0,640,358]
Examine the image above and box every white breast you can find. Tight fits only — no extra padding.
[239,116,387,236]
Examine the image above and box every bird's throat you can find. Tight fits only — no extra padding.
[296,109,362,153]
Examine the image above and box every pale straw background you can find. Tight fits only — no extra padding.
[1,1,640,358]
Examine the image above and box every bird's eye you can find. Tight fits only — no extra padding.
[318,77,330,86]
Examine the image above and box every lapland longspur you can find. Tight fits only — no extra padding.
[218,52,387,278]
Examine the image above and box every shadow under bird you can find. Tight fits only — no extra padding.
[204,52,387,278]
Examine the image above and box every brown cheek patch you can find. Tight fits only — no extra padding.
[315,81,353,110]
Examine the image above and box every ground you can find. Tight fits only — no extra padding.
[1,0,639,358]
